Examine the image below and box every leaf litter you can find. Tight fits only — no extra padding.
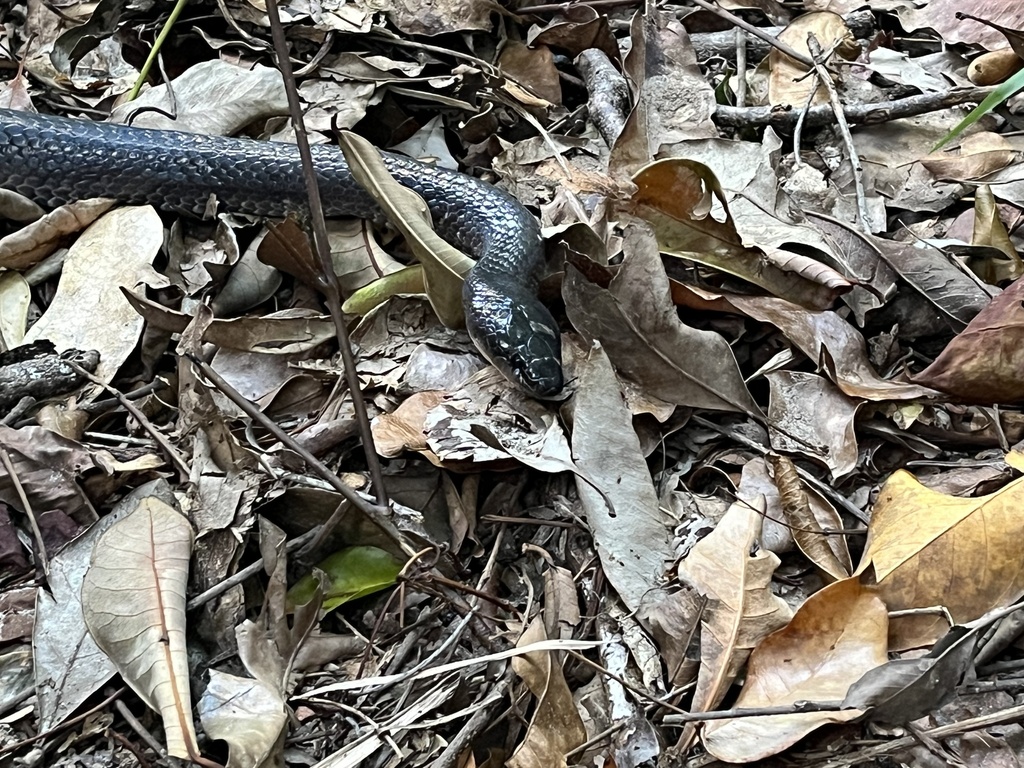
[5,1,1024,767]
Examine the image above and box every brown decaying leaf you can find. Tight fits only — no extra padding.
[631,159,851,310]
[371,391,446,458]
[729,295,940,401]
[920,132,1020,180]
[566,341,676,613]
[677,495,793,749]
[563,220,762,416]
[702,578,888,763]
[81,497,199,761]
[859,452,1024,645]
[970,184,1022,282]
[507,618,587,768]
[767,371,860,479]
[912,274,1024,402]
[768,454,851,581]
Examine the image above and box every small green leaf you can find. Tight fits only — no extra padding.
[341,265,426,316]
[287,546,404,612]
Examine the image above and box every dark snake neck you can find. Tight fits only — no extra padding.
[0,108,563,396]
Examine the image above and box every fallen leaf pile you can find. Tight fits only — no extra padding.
[5,1,1024,767]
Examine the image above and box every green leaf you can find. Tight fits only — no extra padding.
[341,264,426,316]
[934,70,1024,151]
[287,546,404,612]
[337,132,475,329]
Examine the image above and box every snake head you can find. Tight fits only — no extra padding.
[464,278,563,398]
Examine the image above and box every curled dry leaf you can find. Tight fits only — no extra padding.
[729,295,940,401]
[677,495,793,749]
[0,199,116,270]
[702,578,888,763]
[338,131,474,329]
[768,454,852,581]
[507,618,587,768]
[630,160,851,309]
[913,273,1024,402]
[81,497,198,762]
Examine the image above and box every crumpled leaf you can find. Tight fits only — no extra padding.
[507,618,586,768]
[81,497,198,761]
[912,274,1024,402]
[702,578,888,763]
[677,495,794,749]
[729,295,940,401]
[630,160,852,309]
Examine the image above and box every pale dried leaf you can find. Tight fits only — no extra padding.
[82,497,197,760]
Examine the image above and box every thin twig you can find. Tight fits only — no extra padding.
[714,86,996,130]
[806,33,870,230]
[263,0,389,507]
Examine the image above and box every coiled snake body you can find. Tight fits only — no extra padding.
[0,108,563,396]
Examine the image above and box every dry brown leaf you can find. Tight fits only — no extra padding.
[0,199,116,269]
[563,221,763,416]
[24,206,167,383]
[920,132,1020,180]
[702,578,888,763]
[81,497,199,762]
[971,184,1022,282]
[912,275,1024,402]
[768,454,851,581]
[507,618,586,768]
[631,160,851,309]
[566,341,676,612]
[858,451,1024,646]
[767,371,860,478]
[372,391,447,458]
[728,295,940,400]
[677,495,793,749]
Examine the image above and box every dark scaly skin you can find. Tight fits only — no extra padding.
[0,108,563,396]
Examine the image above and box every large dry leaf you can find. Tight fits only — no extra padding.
[567,342,676,612]
[913,274,1024,402]
[769,13,858,108]
[859,451,1024,637]
[32,482,178,731]
[108,60,288,135]
[81,497,198,761]
[507,618,586,768]
[563,221,762,416]
[702,578,888,762]
[678,495,793,747]
[24,206,168,382]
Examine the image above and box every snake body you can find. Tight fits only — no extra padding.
[0,108,563,396]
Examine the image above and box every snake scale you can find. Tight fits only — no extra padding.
[0,108,563,397]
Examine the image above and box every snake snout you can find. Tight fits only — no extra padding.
[465,278,563,398]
